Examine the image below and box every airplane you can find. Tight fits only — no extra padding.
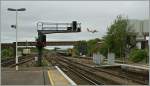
[87,28,98,33]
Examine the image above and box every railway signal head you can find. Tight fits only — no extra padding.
[41,34,46,43]
[36,34,46,47]
[77,27,81,32]
[71,21,81,32]
[72,21,77,31]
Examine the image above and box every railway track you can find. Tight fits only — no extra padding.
[1,58,15,67]
[65,56,148,84]
[45,55,101,85]
[1,54,36,67]
[95,66,148,84]
[61,55,148,84]
[55,57,120,85]
[56,60,103,85]
[9,57,34,67]
[52,55,148,85]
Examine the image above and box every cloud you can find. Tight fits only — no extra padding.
[1,1,149,44]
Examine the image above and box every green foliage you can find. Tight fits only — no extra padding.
[73,38,101,56]
[1,48,13,59]
[129,48,147,62]
[99,15,136,58]
[73,15,137,59]
[41,59,49,66]
[74,40,88,55]
[99,41,108,57]
[30,48,38,52]
[87,38,101,56]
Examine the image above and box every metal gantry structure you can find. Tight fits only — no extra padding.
[36,21,81,66]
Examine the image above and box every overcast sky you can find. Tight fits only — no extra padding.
[1,1,149,49]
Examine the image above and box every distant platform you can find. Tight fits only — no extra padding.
[95,63,148,75]
[95,63,148,70]
[117,63,149,70]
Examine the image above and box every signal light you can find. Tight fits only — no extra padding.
[77,28,81,32]
[72,21,77,32]
[42,34,46,43]
[36,34,46,47]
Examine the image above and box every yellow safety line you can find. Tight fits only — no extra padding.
[48,70,55,86]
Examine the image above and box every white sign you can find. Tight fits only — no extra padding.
[34,56,38,61]
[107,53,115,64]
[93,52,105,64]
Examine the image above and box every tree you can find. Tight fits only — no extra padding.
[99,15,136,58]
[74,40,88,55]
[99,41,109,57]
[87,38,101,56]
[1,47,13,59]
[129,48,147,62]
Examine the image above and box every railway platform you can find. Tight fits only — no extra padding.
[96,63,148,70]
[1,67,75,85]
[95,63,148,76]
[48,66,76,86]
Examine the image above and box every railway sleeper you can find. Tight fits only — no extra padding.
[60,57,148,85]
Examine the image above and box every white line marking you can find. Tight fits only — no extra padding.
[55,66,77,86]
[116,63,149,70]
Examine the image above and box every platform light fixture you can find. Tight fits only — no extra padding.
[8,8,26,71]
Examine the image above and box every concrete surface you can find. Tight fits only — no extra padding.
[1,67,74,85]
[47,67,72,86]
[1,67,50,85]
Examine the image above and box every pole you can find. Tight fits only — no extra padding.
[8,8,26,70]
[16,11,18,71]
[37,33,43,66]
[38,47,42,66]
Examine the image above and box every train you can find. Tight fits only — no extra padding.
[22,49,31,56]
[56,48,73,56]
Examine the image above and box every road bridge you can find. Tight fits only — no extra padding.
[1,41,78,48]
[1,41,78,58]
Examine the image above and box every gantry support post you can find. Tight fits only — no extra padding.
[36,32,46,66]
[37,46,43,66]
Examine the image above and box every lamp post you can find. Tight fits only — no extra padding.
[8,8,26,71]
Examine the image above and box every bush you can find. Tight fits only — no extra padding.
[129,48,147,62]
[1,48,13,59]
[41,59,49,66]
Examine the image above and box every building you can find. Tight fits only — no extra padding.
[128,19,149,49]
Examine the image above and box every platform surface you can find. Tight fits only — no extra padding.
[1,67,74,85]
[117,63,149,70]
[96,63,149,70]
[48,67,72,86]
[1,67,50,85]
